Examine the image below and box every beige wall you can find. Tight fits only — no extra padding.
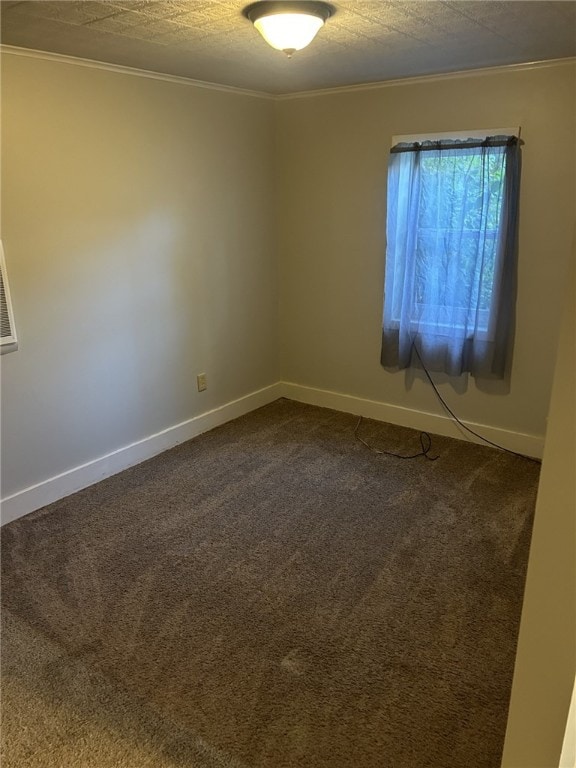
[0,53,278,497]
[277,62,576,440]
[501,258,575,768]
[3,56,573,498]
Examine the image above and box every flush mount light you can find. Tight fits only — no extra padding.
[243,1,335,57]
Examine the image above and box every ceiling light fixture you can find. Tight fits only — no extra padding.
[243,1,335,57]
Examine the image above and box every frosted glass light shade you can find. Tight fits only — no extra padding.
[254,13,324,52]
[244,2,334,56]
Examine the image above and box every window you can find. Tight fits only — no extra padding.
[381,132,521,378]
[1,241,18,354]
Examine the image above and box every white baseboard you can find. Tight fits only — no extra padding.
[0,383,282,526]
[1,380,544,526]
[279,382,545,459]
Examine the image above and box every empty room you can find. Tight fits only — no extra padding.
[1,2,574,767]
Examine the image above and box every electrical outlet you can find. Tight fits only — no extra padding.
[197,373,207,392]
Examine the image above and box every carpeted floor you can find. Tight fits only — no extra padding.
[1,399,539,768]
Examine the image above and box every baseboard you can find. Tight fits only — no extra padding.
[1,379,544,526]
[0,383,283,526]
[279,382,545,459]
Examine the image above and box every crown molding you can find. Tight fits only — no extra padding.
[275,57,576,100]
[1,45,574,101]
[0,45,275,100]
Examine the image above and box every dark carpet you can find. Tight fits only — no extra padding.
[1,399,539,768]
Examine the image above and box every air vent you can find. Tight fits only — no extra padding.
[0,241,18,353]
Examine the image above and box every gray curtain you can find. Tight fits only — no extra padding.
[381,136,521,378]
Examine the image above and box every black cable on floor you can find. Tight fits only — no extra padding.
[354,415,438,461]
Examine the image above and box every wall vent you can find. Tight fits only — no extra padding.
[0,241,18,353]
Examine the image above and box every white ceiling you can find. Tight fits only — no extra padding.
[1,1,575,94]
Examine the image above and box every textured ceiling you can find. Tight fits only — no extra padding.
[1,1,575,94]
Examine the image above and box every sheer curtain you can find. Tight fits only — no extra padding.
[381,136,521,378]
